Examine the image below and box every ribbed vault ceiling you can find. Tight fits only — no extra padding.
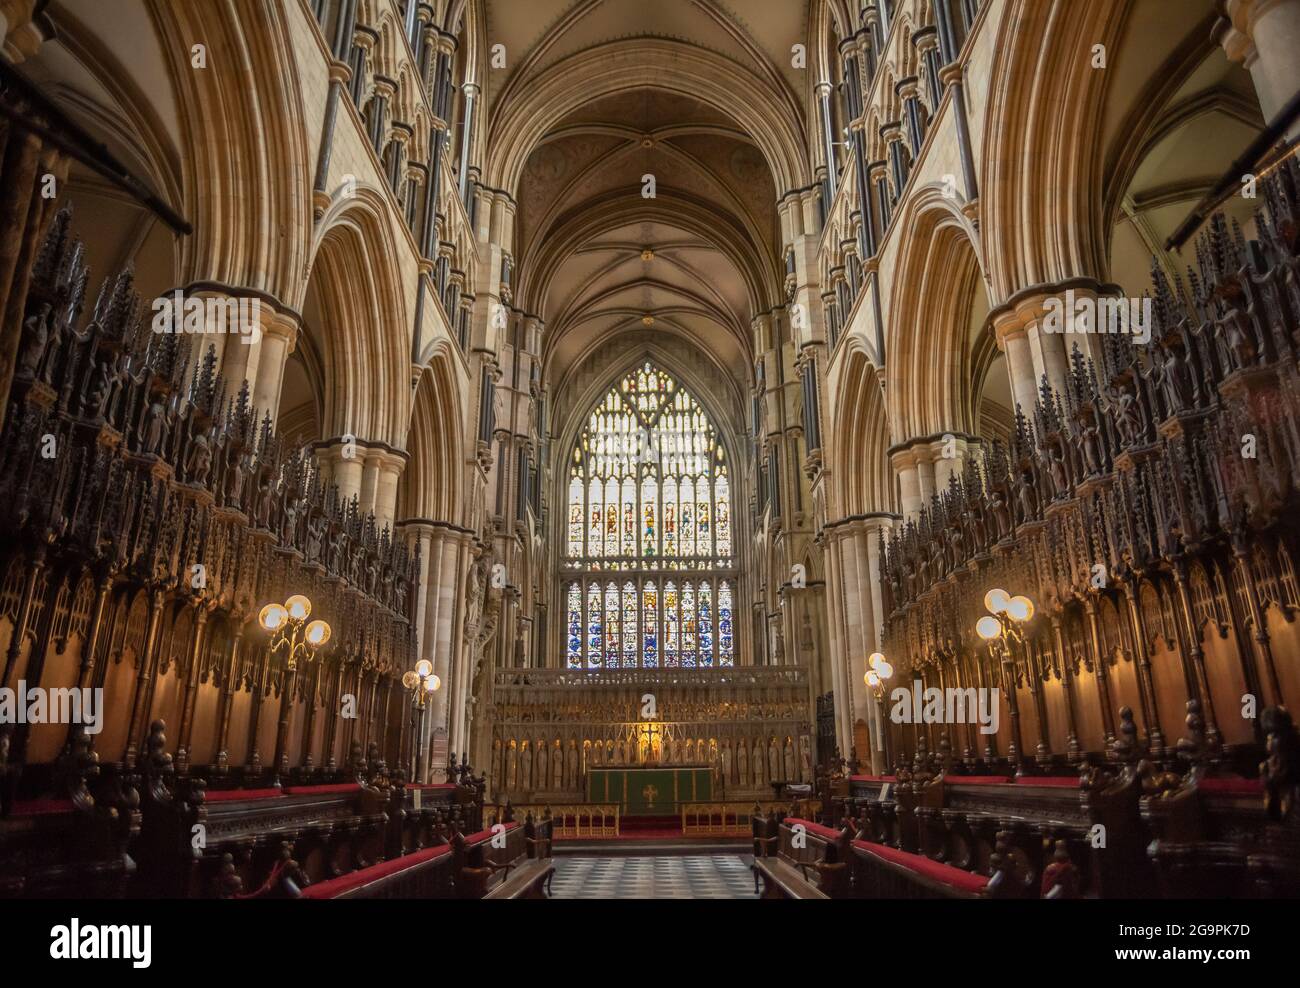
[487,0,803,401]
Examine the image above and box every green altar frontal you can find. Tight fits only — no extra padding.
[585,766,713,816]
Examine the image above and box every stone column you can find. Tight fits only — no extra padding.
[1221,0,1300,139]
[312,59,355,217]
[368,76,396,153]
[929,433,970,492]
[816,81,838,204]
[882,121,908,195]
[400,520,471,781]
[457,82,479,201]
[891,446,923,519]
[993,308,1039,419]
[932,0,980,203]
[898,77,926,156]
[342,447,405,527]
[371,450,406,531]
[914,26,944,112]
[778,187,828,350]
[251,309,299,420]
[868,159,892,228]
[318,436,365,505]
[825,526,858,757]
[861,516,894,772]
[349,25,376,106]
[825,516,895,770]
[992,289,1097,420]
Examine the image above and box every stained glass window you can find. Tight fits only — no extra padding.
[604,582,620,669]
[681,582,697,668]
[563,361,736,667]
[568,477,583,558]
[718,580,734,665]
[664,581,679,667]
[698,581,714,666]
[566,583,582,668]
[622,580,638,667]
[642,581,658,667]
[587,583,603,668]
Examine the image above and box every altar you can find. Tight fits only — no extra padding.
[585,766,713,816]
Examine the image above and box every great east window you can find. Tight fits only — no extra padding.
[563,362,735,668]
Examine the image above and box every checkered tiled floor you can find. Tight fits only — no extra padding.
[548,854,758,899]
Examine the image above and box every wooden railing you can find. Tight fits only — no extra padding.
[680,801,791,837]
[499,805,620,839]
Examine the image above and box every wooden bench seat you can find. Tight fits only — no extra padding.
[1142,768,1280,897]
[750,814,852,898]
[291,820,526,899]
[296,844,453,899]
[0,746,138,898]
[844,767,1105,895]
[852,839,997,899]
[483,858,555,899]
[752,856,830,899]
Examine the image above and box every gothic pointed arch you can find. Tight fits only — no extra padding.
[306,187,411,446]
[831,340,895,518]
[146,0,313,303]
[400,349,466,525]
[979,0,1127,303]
[884,185,989,440]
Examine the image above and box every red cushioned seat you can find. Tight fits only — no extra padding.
[1199,776,1264,797]
[461,821,518,845]
[852,840,988,893]
[1014,776,1079,788]
[946,775,1012,785]
[850,775,896,783]
[281,783,362,796]
[9,798,75,816]
[203,788,285,802]
[299,844,450,899]
[783,817,844,841]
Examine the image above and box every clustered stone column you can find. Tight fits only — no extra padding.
[931,0,980,205]
[1220,0,1300,139]
[169,286,301,424]
[310,3,357,215]
[402,520,474,781]
[824,516,893,771]
[890,434,973,520]
[991,283,1115,419]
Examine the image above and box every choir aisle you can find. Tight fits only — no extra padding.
[548,855,758,900]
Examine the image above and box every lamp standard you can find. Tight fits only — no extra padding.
[401,658,441,782]
[975,588,1033,767]
[259,594,332,773]
[864,651,895,772]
